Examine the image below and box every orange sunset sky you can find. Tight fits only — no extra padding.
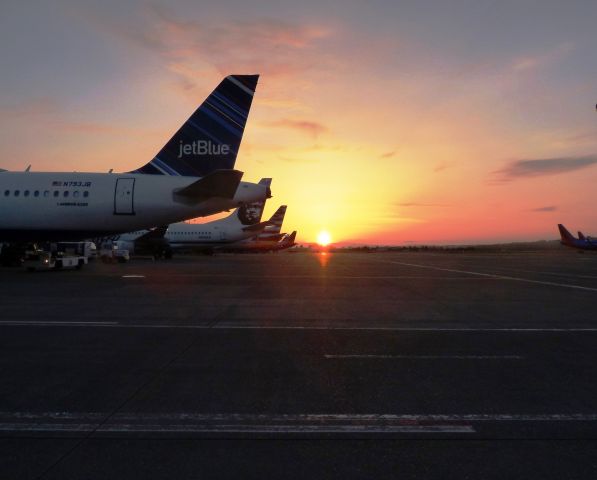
[1,1,596,244]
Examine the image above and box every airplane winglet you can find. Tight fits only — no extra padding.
[174,170,243,201]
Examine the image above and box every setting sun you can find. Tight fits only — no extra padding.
[317,230,332,246]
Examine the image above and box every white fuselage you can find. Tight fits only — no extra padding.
[165,220,260,248]
[0,171,266,242]
[116,214,263,251]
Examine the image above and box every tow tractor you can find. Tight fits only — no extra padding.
[23,243,88,272]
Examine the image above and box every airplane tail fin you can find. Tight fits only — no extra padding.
[234,178,272,226]
[558,224,577,246]
[257,205,287,240]
[130,75,259,177]
[578,231,586,241]
[265,205,287,234]
[284,231,297,246]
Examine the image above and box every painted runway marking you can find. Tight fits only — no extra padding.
[108,274,494,280]
[2,322,597,332]
[324,354,524,360]
[2,412,597,421]
[212,325,597,332]
[0,412,475,434]
[5,412,597,435]
[483,267,597,281]
[0,321,118,326]
[0,423,473,434]
[386,260,597,292]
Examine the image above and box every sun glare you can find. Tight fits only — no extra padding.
[317,230,332,247]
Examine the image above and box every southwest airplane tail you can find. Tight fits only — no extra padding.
[558,224,597,250]
[558,224,577,247]
[130,75,259,177]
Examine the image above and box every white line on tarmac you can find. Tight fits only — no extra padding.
[0,412,476,434]
[0,321,118,326]
[106,274,493,280]
[2,322,597,332]
[0,423,473,434]
[324,355,524,360]
[386,260,597,292]
[2,412,597,422]
[483,268,597,280]
[4,412,597,435]
[212,325,597,332]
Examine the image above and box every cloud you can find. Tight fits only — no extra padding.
[0,97,156,137]
[510,42,575,73]
[396,202,450,208]
[267,118,329,139]
[491,155,597,183]
[0,97,61,118]
[279,155,319,164]
[530,206,557,212]
[564,130,597,143]
[86,5,336,98]
[433,162,450,173]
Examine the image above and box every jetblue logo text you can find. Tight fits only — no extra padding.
[177,140,230,158]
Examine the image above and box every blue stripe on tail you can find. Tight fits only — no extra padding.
[130,74,259,177]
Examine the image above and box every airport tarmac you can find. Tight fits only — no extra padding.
[1,251,597,479]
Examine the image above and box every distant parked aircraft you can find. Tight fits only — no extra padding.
[558,224,597,250]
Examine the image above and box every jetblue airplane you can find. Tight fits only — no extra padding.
[115,178,273,253]
[0,75,269,246]
[558,224,597,250]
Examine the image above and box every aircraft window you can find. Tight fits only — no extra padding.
[14,190,20,197]
[83,191,89,198]
[73,191,80,198]
[43,191,49,197]
[24,190,30,197]
[3,190,8,196]
[34,190,40,197]
[53,191,59,197]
